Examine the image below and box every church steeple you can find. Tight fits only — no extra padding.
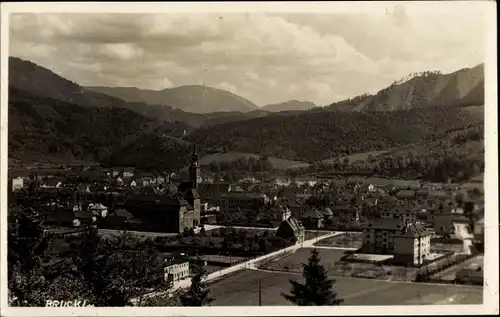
[189,144,199,189]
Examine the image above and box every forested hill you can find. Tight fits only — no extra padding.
[8,86,190,166]
[186,106,483,162]
[326,64,484,112]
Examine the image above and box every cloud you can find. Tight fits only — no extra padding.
[8,7,487,106]
[213,82,237,94]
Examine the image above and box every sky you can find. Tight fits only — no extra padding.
[8,3,487,107]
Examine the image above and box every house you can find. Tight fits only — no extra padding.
[393,222,432,266]
[11,177,25,191]
[268,204,292,222]
[276,216,305,243]
[319,207,333,222]
[88,203,108,218]
[219,192,269,213]
[164,259,190,285]
[294,176,318,187]
[300,208,324,229]
[286,200,306,219]
[122,167,135,178]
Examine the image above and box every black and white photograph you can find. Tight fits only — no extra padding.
[0,1,497,316]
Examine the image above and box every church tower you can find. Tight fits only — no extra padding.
[189,144,199,190]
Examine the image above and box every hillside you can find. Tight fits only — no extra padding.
[86,85,259,114]
[8,87,190,165]
[102,134,194,172]
[327,64,484,111]
[261,100,316,112]
[8,57,264,128]
[186,105,484,162]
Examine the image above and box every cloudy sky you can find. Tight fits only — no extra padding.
[9,3,487,106]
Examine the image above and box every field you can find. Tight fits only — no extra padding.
[313,232,362,248]
[261,248,347,273]
[210,269,483,306]
[322,150,388,165]
[199,152,308,170]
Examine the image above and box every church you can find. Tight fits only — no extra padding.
[124,145,202,233]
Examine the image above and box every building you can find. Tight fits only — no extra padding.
[393,222,432,266]
[219,192,269,213]
[268,204,292,222]
[197,183,232,207]
[124,146,202,233]
[361,218,402,254]
[300,208,324,229]
[11,177,24,191]
[123,167,135,178]
[276,216,305,243]
[164,259,190,284]
[380,206,417,223]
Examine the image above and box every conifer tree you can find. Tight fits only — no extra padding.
[282,249,343,306]
[180,260,214,306]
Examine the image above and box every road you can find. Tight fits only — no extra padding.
[131,230,342,304]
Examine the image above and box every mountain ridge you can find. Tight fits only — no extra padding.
[86,84,259,114]
[261,100,316,112]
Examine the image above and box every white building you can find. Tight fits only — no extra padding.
[361,218,432,266]
[393,222,432,266]
[11,177,24,191]
[164,260,190,284]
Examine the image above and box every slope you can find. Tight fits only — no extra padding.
[327,64,484,111]
[9,57,265,128]
[86,85,259,114]
[8,86,189,165]
[186,106,483,162]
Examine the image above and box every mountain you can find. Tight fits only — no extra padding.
[261,100,316,112]
[86,85,259,114]
[8,57,263,128]
[327,64,484,111]
[186,105,483,162]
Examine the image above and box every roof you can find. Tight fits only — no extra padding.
[398,222,432,238]
[361,218,405,230]
[301,208,324,219]
[281,216,304,233]
[319,207,333,216]
[428,190,448,198]
[114,208,134,219]
[220,192,267,199]
[396,190,416,198]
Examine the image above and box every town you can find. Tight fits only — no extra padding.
[4,5,491,311]
[8,144,485,306]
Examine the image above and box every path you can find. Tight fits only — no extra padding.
[131,230,343,304]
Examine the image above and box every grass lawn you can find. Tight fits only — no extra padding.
[210,269,483,306]
[313,232,362,248]
[304,230,332,241]
[261,248,347,273]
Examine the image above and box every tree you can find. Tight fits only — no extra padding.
[180,260,214,306]
[282,249,343,306]
[8,206,51,306]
